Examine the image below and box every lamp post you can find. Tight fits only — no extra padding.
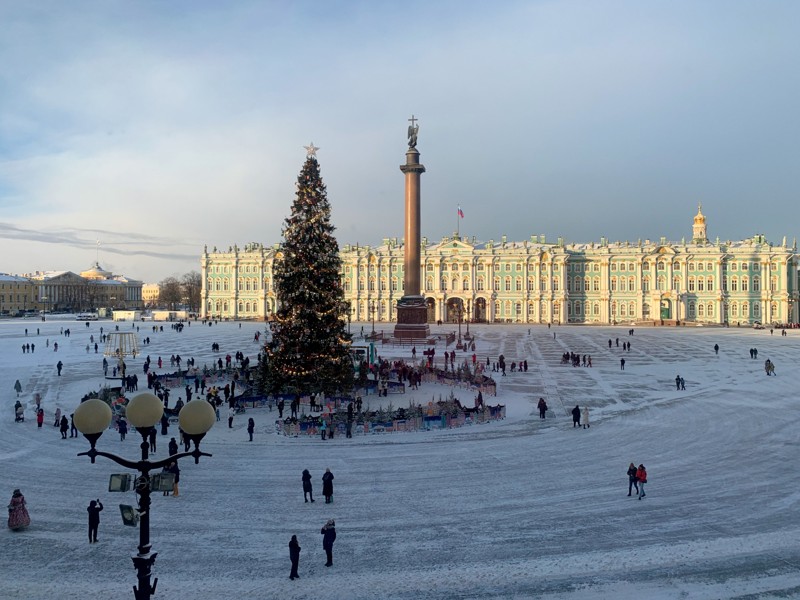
[465,301,471,338]
[457,304,463,345]
[74,393,214,599]
[41,295,48,321]
[369,300,376,335]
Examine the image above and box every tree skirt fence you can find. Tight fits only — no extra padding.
[277,403,505,437]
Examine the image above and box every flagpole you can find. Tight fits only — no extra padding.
[457,206,460,237]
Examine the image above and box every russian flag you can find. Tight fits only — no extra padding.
[458,206,464,218]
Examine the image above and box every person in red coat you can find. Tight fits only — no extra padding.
[636,464,647,499]
[36,409,44,429]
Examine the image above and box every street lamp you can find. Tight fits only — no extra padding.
[456,304,463,345]
[41,296,48,321]
[74,393,215,599]
[465,301,471,338]
[369,300,376,335]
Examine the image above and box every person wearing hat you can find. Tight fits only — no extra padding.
[320,519,337,567]
[8,489,31,531]
[86,499,104,543]
[322,468,334,504]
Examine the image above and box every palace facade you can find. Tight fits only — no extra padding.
[201,208,799,326]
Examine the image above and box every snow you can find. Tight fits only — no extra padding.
[2,318,799,599]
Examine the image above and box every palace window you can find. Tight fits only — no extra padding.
[697,278,704,292]
[742,302,749,317]
[528,277,535,291]
[619,263,626,272]
[477,263,484,271]
[451,277,458,291]
[441,278,447,291]
[698,303,705,317]
[706,262,713,271]
[770,276,777,292]
[643,277,650,292]
[358,279,365,291]
[585,278,591,292]
[689,262,695,271]
[369,278,376,292]
[657,276,666,291]
[392,278,398,291]
[494,278,500,291]
[540,277,547,290]
[754,303,761,317]
[611,263,617,271]
[425,277,433,292]
[657,261,665,271]
[707,303,714,317]
[223,280,229,291]
[741,277,748,292]
[620,278,627,292]
[380,278,387,291]
[688,302,696,318]
[553,278,559,291]
[730,277,738,292]
[672,261,680,270]
[344,280,351,292]
[504,277,511,291]
[611,277,617,292]
[707,277,714,292]
[688,277,695,292]
[426,264,433,271]
[642,262,650,271]
[731,303,738,317]
[463,278,470,291]
[752,276,760,292]
[516,263,522,271]
[593,302,600,316]
[477,278,484,291]
[516,278,522,291]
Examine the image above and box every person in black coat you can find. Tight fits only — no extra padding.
[627,462,639,497]
[322,468,334,504]
[321,519,336,566]
[87,499,103,543]
[247,417,255,442]
[289,535,301,580]
[59,415,69,439]
[302,469,314,503]
[168,437,178,456]
[571,405,581,428]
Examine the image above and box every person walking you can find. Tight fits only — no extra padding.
[581,405,590,429]
[302,469,314,503]
[56,360,63,376]
[7,489,31,531]
[70,413,77,438]
[537,398,548,420]
[14,380,22,397]
[118,417,128,441]
[289,535,301,580]
[168,437,178,456]
[36,408,44,429]
[87,499,103,543]
[636,464,647,499]
[59,415,69,439]
[148,428,157,453]
[627,462,639,497]
[714,343,719,355]
[320,418,327,441]
[228,407,235,429]
[620,357,626,370]
[321,519,336,567]
[247,417,255,442]
[322,468,335,504]
[571,405,581,428]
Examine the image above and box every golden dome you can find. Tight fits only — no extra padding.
[693,203,706,225]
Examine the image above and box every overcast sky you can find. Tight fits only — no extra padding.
[1,1,798,283]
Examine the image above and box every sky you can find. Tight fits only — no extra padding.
[1,0,799,283]
[3,319,800,598]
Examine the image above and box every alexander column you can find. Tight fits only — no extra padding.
[394,115,431,340]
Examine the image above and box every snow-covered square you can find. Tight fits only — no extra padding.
[1,318,798,599]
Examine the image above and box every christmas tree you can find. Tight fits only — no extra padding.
[258,144,353,399]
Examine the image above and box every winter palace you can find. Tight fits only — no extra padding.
[201,207,799,326]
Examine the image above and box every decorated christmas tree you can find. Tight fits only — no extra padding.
[257,144,353,399]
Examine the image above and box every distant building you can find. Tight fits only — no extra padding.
[0,274,37,316]
[142,283,160,307]
[201,207,799,325]
[25,262,143,312]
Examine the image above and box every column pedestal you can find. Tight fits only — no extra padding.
[394,295,430,339]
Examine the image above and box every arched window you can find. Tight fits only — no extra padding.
[593,303,600,316]
[753,303,760,317]
[688,277,696,292]
[688,302,696,318]
[731,302,739,317]
[223,280,229,291]
[494,278,500,291]
[620,303,627,317]
[770,276,777,291]
[392,277,399,291]
[425,277,434,292]
[368,277,376,292]
[477,278,484,291]
[698,303,705,317]
[553,277,559,291]
[611,277,617,292]
[452,277,458,291]
[628,277,635,291]
[706,277,714,292]
[753,276,760,291]
[741,277,748,292]
[643,277,651,292]
[742,302,749,317]
[215,280,220,291]
[528,277,535,291]
[707,302,714,317]
[441,278,447,291]
[515,278,522,291]
[697,278,704,292]
[504,277,511,291]
[358,279,365,291]
[731,277,738,292]
[463,278,469,291]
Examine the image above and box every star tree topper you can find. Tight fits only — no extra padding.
[304,142,319,158]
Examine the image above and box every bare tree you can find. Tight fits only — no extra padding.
[181,271,201,312]
[158,277,182,309]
